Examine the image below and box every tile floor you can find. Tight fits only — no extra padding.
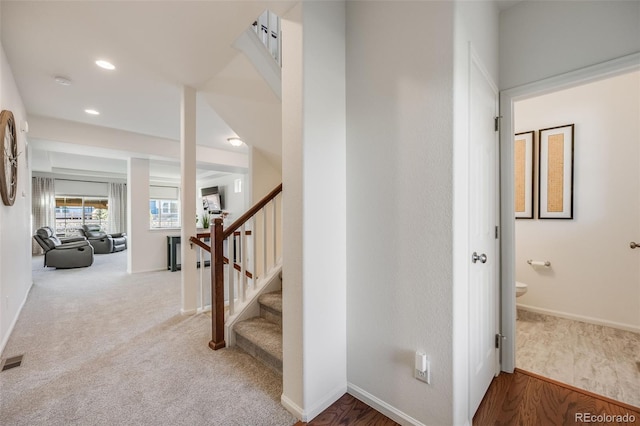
[516,309,640,408]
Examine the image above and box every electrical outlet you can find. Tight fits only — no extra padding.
[414,351,431,384]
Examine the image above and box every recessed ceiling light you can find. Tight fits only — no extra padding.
[85,109,100,115]
[95,60,115,70]
[54,76,72,86]
[227,137,243,147]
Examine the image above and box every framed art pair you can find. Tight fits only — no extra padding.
[514,124,574,220]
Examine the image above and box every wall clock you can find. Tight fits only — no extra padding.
[0,110,17,206]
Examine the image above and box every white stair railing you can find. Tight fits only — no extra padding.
[252,10,281,66]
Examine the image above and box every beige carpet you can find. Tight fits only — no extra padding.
[0,252,296,425]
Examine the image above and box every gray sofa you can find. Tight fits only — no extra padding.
[33,227,94,268]
[79,225,127,254]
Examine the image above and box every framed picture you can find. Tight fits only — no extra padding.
[538,124,574,219]
[514,131,534,219]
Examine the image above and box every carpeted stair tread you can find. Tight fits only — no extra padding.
[234,317,282,366]
[258,291,282,314]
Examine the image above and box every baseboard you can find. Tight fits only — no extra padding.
[0,280,33,356]
[347,383,426,426]
[281,394,304,421]
[305,383,348,421]
[517,303,640,334]
[180,308,198,316]
[281,383,347,422]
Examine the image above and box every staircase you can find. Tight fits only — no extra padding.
[234,291,282,374]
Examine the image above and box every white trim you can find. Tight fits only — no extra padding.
[347,383,427,426]
[282,383,347,422]
[180,308,197,316]
[516,304,640,334]
[0,281,33,355]
[281,394,305,421]
[305,383,348,422]
[500,52,640,374]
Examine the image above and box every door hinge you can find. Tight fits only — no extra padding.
[495,333,505,349]
[494,116,501,132]
[495,226,499,240]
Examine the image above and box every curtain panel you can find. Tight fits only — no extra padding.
[108,183,127,234]
[31,177,56,255]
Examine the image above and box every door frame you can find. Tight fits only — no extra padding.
[499,52,640,372]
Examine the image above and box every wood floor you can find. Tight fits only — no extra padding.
[296,369,640,425]
[474,368,640,425]
[294,394,398,425]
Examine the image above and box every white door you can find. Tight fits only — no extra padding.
[468,51,500,416]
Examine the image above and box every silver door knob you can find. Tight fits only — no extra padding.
[631,242,639,249]
[472,252,487,264]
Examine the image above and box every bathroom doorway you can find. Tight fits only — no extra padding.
[500,55,640,408]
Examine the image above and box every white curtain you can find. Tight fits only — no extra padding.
[32,177,56,254]
[108,183,127,234]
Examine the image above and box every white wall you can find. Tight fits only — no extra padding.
[346,2,456,424]
[500,1,640,90]
[250,147,281,203]
[515,71,640,331]
[281,1,347,421]
[0,44,32,354]
[197,173,247,224]
[127,158,178,273]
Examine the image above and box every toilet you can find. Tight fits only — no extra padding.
[516,281,528,297]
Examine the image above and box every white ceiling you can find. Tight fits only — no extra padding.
[1,1,295,180]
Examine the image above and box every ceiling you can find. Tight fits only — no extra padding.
[0,1,295,181]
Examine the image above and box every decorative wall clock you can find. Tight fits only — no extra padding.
[0,110,17,206]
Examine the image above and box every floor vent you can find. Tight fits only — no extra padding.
[1,355,24,371]
[636,361,640,373]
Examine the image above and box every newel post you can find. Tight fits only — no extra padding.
[209,218,226,350]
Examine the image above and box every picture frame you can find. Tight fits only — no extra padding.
[514,131,534,219]
[538,124,574,219]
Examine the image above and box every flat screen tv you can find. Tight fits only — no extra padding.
[201,186,224,213]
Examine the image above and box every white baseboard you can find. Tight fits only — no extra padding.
[281,383,347,422]
[281,394,304,421]
[306,383,348,421]
[347,383,426,426]
[180,308,198,316]
[516,303,640,334]
[0,280,33,356]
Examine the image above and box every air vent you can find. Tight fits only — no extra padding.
[1,354,24,371]
[636,361,640,373]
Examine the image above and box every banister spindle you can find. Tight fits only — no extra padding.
[228,235,235,316]
[262,207,267,278]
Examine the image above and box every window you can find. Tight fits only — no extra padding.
[55,197,109,235]
[149,185,180,229]
[149,199,180,228]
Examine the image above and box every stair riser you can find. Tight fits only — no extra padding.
[260,305,282,327]
[235,334,282,374]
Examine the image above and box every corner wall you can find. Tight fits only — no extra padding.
[346,2,456,424]
[0,44,32,354]
[514,71,640,330]
[281,1,347,421]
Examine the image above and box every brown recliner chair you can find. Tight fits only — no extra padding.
[79,225,127,254]
[33,227,94,268]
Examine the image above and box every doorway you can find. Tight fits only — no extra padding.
[500,54,640,403]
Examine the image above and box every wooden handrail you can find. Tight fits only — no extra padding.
[209,183,282,350]
[189,237,210,251]
[189,231,252,253]
[223,183,282,239]
[188,236,252,279]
